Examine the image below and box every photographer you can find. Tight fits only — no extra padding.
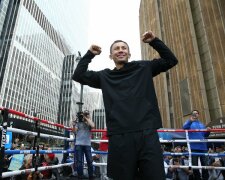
[72,110,95,179]
[168,146,192,180]
[183,110,210,180]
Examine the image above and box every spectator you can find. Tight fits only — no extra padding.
[41,153,56,179]
[3,155,10,180]
[16,155,33,180]
[27,171,43,180]
[208,157,224,180]
[208,145,224,180]
[162,146,173,180]
[20,143,25,150]
[73,110,95,179]
[169,157,190,180]
[168,146,191,180]
[183,109,210,180]
[12,137,20,149]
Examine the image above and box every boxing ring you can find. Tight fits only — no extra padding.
[1,107,225,179]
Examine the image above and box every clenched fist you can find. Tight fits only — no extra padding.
[89,45,102,55]
[141,31,156,43]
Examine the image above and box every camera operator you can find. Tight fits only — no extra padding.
[168,146,192,180]
[72,110,95,179]
[183,109,211,180]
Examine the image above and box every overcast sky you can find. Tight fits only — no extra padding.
[87,0,141,70]
[44,0,141,70]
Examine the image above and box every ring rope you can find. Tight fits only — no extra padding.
[160,139,225,143]
[165,165,225,170]
[1,107,225,178]
[0,107,71,130]
[1,106,225,133]
[2,163,73,178]
[5,149,225,158]
[0,126,73,141]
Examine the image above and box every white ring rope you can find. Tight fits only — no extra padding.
[165,165,225,170]
[160,139,225,143]
[1,119,225,178]
[2,108,225,179]
[5,149,225,158]
[0,126,73,141]
[185,129,192,168]
[2,162,108,178]
[93,139,225,143]
[2,163,73,178]
[1,126,225,144]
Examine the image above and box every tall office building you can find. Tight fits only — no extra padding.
[92,96,106,139]
[139,0,225,128]
[0,0,92,133]
[58,55,78,127]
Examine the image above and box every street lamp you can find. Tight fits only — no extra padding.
[75,51,84,113]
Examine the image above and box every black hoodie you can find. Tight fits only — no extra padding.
[72,38,178,135]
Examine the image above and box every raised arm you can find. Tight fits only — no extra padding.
[183,119,192,129]
[72,45,102,88]
[84,115,95,129]
[142,30,178,77]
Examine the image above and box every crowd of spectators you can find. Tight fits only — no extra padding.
[3,138,59,180]
[163,144,225,180]
[3,132,225,180]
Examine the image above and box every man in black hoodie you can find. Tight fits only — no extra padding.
[72,30,178,180]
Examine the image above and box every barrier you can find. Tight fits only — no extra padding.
[1,106,225,179]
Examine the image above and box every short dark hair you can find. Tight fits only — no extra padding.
[110,40,130,54]
[192,109,199,114]
[83,110,89,115]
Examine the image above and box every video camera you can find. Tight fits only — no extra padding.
[76,110,90,122]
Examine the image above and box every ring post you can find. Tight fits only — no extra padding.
[62,129,70,163]
[185,130,192,171]
[32,116,41,172]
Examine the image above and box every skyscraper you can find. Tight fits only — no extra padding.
[0,0,87,132]
[0,0,103,134]
[58,54,80,127]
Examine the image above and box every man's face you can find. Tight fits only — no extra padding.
[109,42,131,65]
[192,111,199,119]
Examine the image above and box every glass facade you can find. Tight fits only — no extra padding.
[0,0,20,91]
[0,0,9,36]
[0,0,71,131]
[59,55,80,127]
[0,0,103,133]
